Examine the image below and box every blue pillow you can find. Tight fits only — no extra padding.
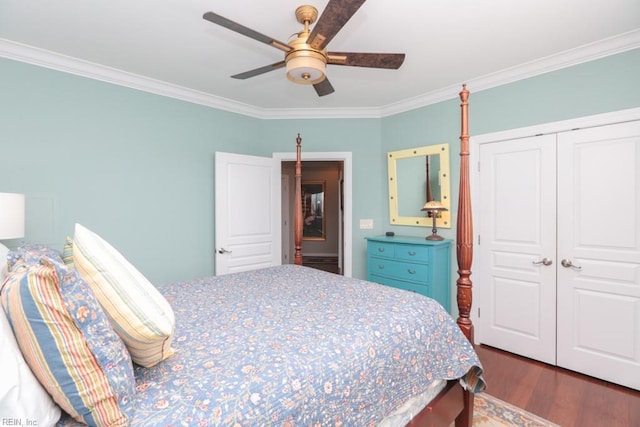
[1,254,135,426]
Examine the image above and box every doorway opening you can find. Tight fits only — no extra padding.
[281,160,344,274]
[274,151,353,277]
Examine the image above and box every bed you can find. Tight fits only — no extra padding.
[0,85,482,426]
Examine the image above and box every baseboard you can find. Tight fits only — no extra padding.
[302,255,339,264]
[302,252,339,258]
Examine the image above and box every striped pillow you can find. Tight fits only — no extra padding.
[0,256,134,426]
[71,223,175,367]
[0,306,62,427]
[62,236,74,267]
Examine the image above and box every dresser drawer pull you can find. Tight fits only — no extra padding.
[407,269,416,274]
[377,265,385,269]
[407,251,416,256]
[377,247,386,252]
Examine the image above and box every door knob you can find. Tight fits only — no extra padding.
[561,259,581,270]
[218,248,233,254]
[532,257,553,266]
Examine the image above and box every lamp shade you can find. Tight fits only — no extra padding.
[0,193,25,239]
[421,200,448,212]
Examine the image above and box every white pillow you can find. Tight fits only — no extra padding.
[0,305,61,426]
[71,223,175,367]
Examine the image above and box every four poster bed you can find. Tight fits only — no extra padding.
[1,86,482,427]
[294,84,479,426]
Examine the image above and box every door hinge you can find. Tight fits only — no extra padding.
[477,307,480,318]
[477,235,480,245]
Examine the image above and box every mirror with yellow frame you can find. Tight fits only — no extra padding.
[388,143,451,228]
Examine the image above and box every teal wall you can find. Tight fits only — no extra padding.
[0,58,261,283]
[1,48,639,284]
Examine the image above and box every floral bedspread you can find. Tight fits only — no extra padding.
[59,265,484,426]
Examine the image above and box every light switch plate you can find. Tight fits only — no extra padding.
[359,219,374,229]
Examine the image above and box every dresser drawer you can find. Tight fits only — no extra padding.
[368,257,430,283]
[370,275,431,297]
[368,241,396,259]
[394,244,432,262]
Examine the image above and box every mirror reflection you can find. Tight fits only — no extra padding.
[397,155,442,217]
[388,144,451,228]
[302,181,325,240]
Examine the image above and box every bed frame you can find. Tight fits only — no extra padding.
[293,85,474,427]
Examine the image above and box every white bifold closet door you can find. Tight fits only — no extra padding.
[556,121,640,391]
[478,134,557,365]
[479,120,640,390]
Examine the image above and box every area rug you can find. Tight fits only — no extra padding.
[472,393,560,427]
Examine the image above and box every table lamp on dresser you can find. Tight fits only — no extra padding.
[0,193,25,267]
[421,200,448,241]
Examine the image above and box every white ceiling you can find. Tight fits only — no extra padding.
[1,0,640,118]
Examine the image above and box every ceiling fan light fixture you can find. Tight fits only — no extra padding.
[203,1,404,96]
[286,54,326,85]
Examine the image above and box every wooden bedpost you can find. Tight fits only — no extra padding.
[294,134,303,265]
[455,84,475,427]
[456,84,474,342]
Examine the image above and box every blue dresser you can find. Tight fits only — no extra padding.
[366,236,452,312]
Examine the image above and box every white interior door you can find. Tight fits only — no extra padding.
[215,152,279,275]
[478,134,557,364]
[556,121,640,390]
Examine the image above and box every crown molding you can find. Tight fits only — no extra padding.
[2,29,639,120]
[0,39,264,118]
[380,28,640,117]
[259,106,382,119]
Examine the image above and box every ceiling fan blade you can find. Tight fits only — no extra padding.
[231,61,286,79]
[327,52,405,69]
[313,78,335,97]
[203,11,292,53]
[307,0,366,51]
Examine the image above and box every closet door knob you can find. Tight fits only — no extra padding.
[561,259,582,270]
[532,257,553,266]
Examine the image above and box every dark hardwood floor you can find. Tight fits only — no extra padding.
[302,256,341,274]
[476,345,640,427]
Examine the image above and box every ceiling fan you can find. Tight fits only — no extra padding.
[202,0,405,97]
